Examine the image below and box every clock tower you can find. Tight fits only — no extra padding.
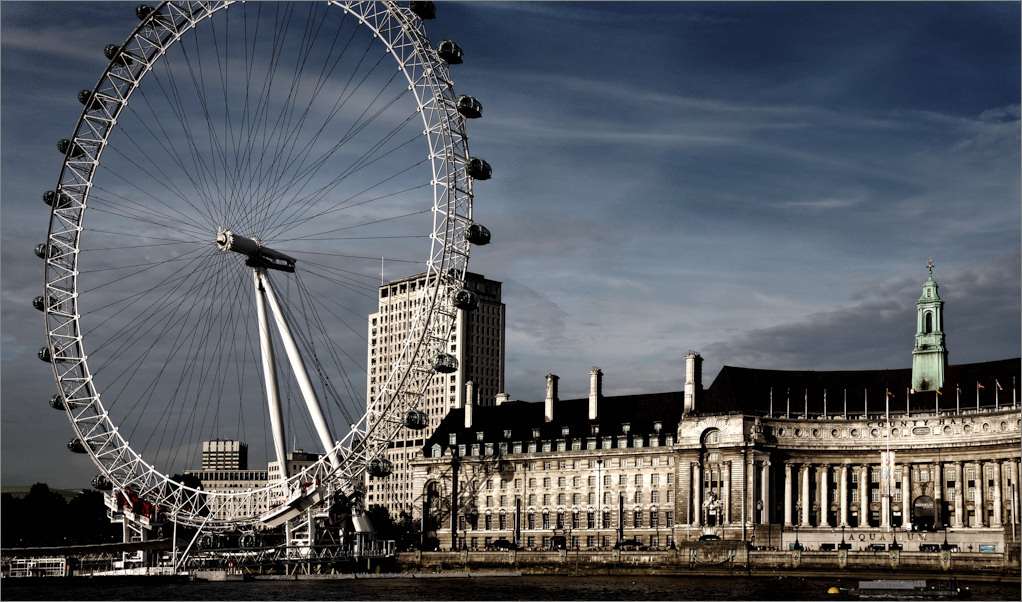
[911,259,947,392]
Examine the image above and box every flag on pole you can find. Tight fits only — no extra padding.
[978,382,986,390]
[935,389,942,395]
[996,380,1003,390]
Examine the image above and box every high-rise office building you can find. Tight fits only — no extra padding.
[366,272,505,516]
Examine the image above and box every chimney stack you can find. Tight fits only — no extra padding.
[544,374,558,422]
[496,393,510,406]
[465,380,474,429]
[589,368,602,420]
[684,353,702,414]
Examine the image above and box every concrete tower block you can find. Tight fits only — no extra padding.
[465,380,474,429]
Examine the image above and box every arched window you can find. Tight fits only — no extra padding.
[924,312,933,334]
[702,428,721,447]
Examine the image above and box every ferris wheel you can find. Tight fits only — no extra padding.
[37,0,490,531]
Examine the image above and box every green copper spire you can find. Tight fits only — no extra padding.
[911,259,947,392]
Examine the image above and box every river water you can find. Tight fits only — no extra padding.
[2,575,1019,601]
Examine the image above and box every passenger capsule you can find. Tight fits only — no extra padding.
[43,190,71,209]
[456,95,482,119]
[33,295,46,312]
[403,409,429,430]
[452,288,479,311]
[466,157,492,180]
[92,474,113,490]
[430,352,458,374]
[38,347,53,363]
[77,89,102,111]
[57,138,85,158]
[409,1,436,20]
[34,243,51,259]
[436,40,464,64]
[49,393,66,410]
[367,457,394,478]
[67,438,88,454]
[135,4,155,20]
[104,44,135,67]
[464,223,491,246]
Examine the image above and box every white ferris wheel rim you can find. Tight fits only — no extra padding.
[40,0,477,529]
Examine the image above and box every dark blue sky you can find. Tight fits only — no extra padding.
[2,1,1019,488]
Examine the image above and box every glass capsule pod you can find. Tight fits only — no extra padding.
[43,190,71,209]
[403,409,428,430]
[367,457,394,478]
[436,40,464,64]
[92,474,113,490]
[34,243,50,259]
[77,89,102,111]
[430,352,458,374]
[67,438,88,454]
[49,393,65,410]
[409,1,436,20]
[104,44,137,67]
[38,347,53,363]
[452,288,479,311]
[456,95,482,119]
[464,223,491,245]
[57,138,84,158]
[33,295,46,311]
[135,4,155,20]
[466,157,492,180]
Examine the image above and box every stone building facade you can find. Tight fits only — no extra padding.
[409,272,1021,553]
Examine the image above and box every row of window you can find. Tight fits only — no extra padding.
[459,509,676,531]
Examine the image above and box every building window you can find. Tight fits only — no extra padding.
[587,511,596,529]
[651,491,659,503]
[871,488,880,503]
[634,491,643,504]
[557,493,566,505]
[650,510,659,528]
[485,515,493,530]
[633,511,643,528]
[635,474,643,487]
[527,513,535,529]
[498,514,507,530]
[665,511,674,527]
[543,477,552,488]
[542,513,550,529]
[618,474,627,486]
[572,511,581,529]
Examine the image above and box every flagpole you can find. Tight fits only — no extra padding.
[804,389,808,419]
[956,387,960,414]
[976,382,980,412]
[905,387,909,417]
[885,388,892,532]
[786,388,790,419]
[769,387,773,418]
[843,389,847,420]
[995,381,1000,410]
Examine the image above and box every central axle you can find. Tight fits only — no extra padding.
[216,228,296,272]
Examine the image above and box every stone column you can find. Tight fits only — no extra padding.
[901,464,911,530]
[784,463,793,527]
[819,464,831,528]
[746,456,756,527]
[976,463,987,527]
[953,461,964,528]
[991,461,1003,528]
[760,461,771,525]
[933,462,944,529]
[722,461,731,525]
[692,462,702,527]
[800,464,812,527]
[1011,460,1021,528]
[839,464,849,527]
[859,464,870,527]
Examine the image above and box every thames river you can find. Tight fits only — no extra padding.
[2,574,1020,601]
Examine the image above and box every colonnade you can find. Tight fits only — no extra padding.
[685,455,1020,530]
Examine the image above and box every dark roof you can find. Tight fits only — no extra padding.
[700,358,1021,417]
[424,391,685,450]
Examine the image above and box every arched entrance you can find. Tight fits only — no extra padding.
[912,495,936,531]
